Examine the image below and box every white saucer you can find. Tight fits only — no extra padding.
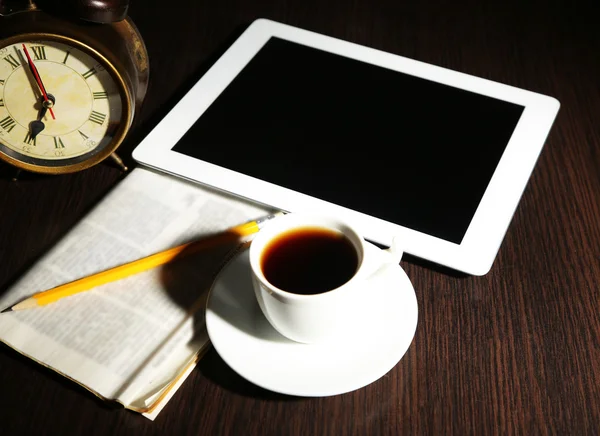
[205,243,418,397]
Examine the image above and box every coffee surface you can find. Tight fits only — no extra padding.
[261,227,359,295]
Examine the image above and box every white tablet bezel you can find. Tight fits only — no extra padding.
[132,18,560,276]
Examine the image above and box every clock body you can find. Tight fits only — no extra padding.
[0,3,148,174]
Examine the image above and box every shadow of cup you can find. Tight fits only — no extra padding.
[157,235,295,399]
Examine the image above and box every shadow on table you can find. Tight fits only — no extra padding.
[196,346,296,401]
[0,342,124,411]
[368,239,470,278]
[158,229,297,402]
[401,253,470,278]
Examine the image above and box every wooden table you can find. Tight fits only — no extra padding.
[1,0,599,434]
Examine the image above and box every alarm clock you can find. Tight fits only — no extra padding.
[0,0,149,174]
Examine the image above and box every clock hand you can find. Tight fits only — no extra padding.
[29,94,56,140]
[37,93,55,121]
[22,44,56,120]
[29,120,45,139]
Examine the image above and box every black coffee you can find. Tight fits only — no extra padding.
[260,227,359,295]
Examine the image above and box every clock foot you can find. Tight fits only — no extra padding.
[11,169,22,182]
[109,153,128,172]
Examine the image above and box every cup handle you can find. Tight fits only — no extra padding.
[382,235,403,265]
[364,235,404,279]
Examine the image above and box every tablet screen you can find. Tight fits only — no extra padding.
[172,37,524,244]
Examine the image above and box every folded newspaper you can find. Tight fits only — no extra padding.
[0,167,270,420]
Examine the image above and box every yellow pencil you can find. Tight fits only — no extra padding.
[2,212,284,312]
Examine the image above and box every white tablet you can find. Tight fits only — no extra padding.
[132,18,560,276]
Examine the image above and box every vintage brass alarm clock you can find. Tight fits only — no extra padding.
[0,0,148,174]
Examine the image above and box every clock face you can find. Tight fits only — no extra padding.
[0,38,126,169]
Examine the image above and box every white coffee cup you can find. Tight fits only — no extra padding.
[249,213,403,343]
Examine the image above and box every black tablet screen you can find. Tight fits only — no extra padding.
[172,37,524,244]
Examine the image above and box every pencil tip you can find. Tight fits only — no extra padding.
[1,307,13,313]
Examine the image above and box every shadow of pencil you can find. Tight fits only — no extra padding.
[105,231,240,403]
[156,233,296,401]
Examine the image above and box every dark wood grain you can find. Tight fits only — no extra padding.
[1,0,599,434]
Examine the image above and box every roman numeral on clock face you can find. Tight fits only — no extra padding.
[0,115,16,132]
[54,136,65,148]
[31,46,47,60]
[3,54,20,70]
[24,132,36,146]
[82,68,97,79]
[88,111,106,125]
